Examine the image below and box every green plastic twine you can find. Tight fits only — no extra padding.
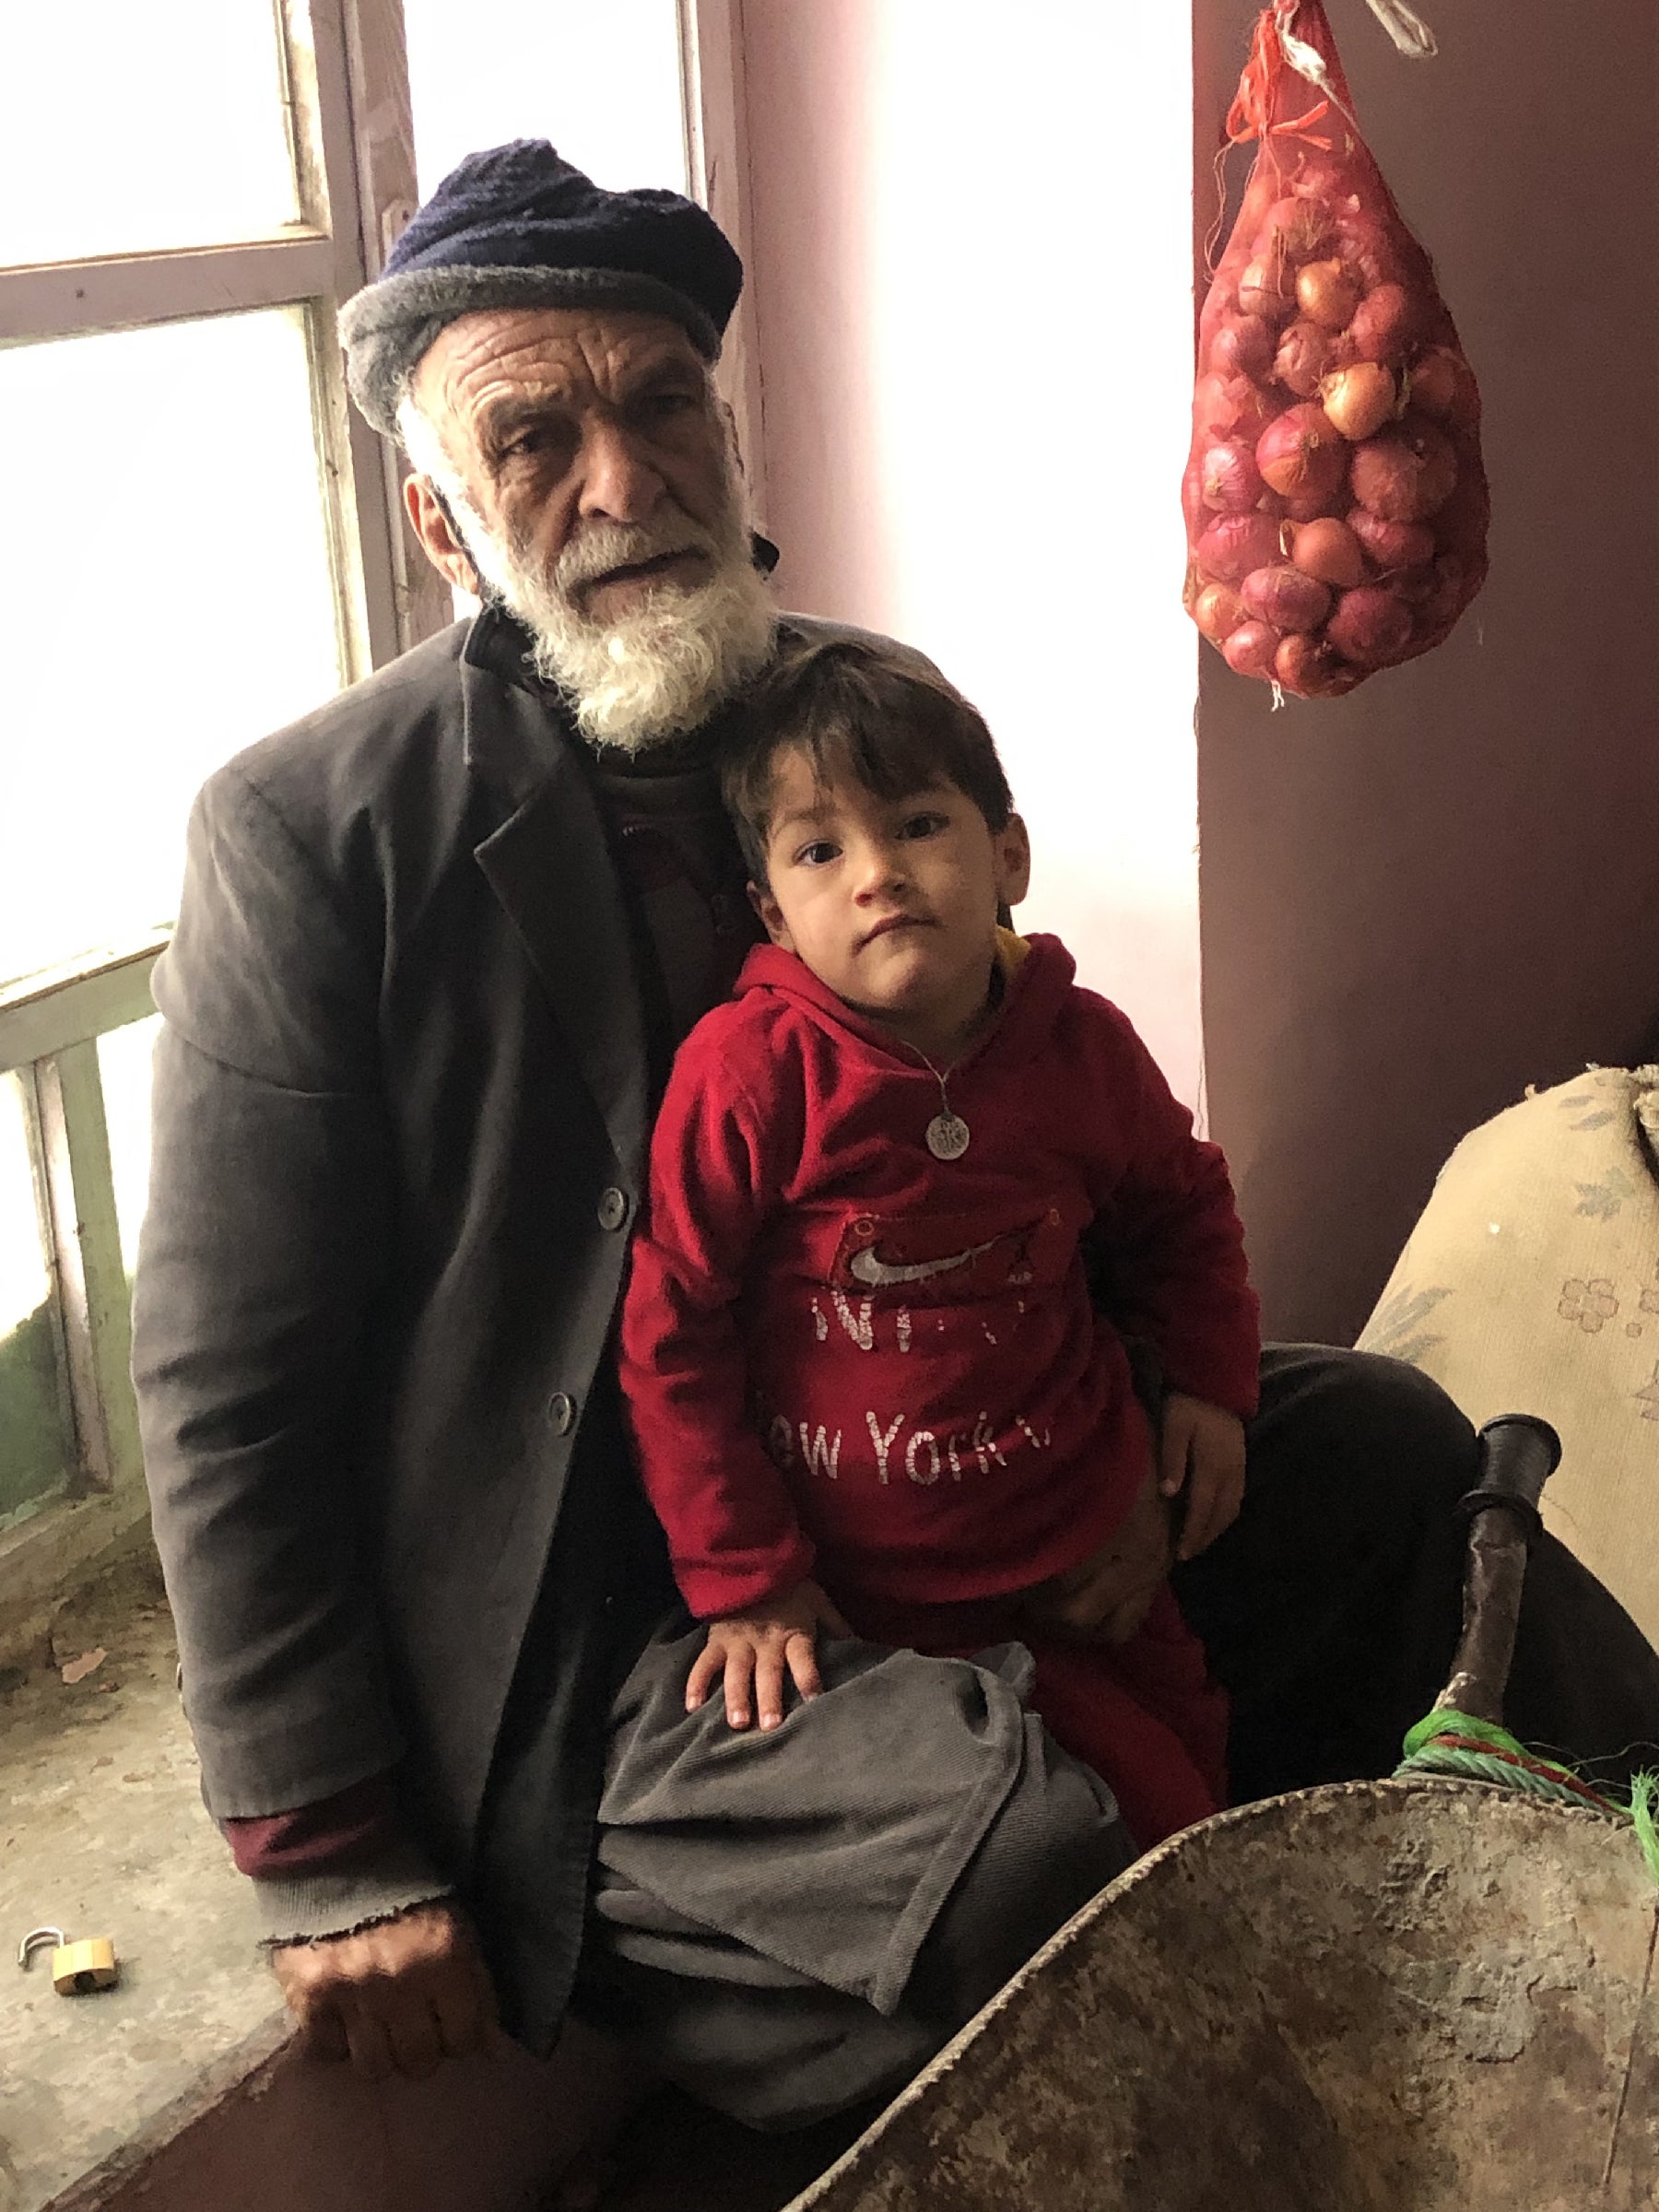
[1396,1709,1659,1889]
[1400,1708,1531,1764]
[1630,1771,1659,1887]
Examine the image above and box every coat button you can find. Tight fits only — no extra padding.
[597,1186,629,1232]
[547,1392,576,1435]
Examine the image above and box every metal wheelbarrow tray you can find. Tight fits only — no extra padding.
[791,1415,1659,2211]
[789,1777,1658,2210]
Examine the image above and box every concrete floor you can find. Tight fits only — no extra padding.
[0,1555,864,2212]
[0,1554,278,2212]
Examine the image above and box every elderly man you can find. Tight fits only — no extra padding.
[133,143,1658,2127]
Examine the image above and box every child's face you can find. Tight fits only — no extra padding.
[751,745,1030,1060]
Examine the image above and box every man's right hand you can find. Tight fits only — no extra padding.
[270,1900,501,2080]
[1020,1464,1176,1645]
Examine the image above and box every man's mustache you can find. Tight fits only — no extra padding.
[554,514,719,598]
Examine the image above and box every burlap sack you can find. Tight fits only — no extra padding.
[1358,1066,1659,1645]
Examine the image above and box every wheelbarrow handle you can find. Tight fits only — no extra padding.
[1431,1414,1561,1728]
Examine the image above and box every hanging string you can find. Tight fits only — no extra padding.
[1366,0,1438,59]
[1273,0,1362,138]
[1224,6,1333,151]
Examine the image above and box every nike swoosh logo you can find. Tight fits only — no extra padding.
[847,1238,998,1288]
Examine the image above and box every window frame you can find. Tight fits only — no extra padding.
[0,0,757,1640]
[0,0,445,1636]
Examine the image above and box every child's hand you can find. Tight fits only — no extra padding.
[1159,1392,1247,1561]
[687,1580,853,1731]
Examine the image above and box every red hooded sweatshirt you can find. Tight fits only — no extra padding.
[619,933,1261,1842]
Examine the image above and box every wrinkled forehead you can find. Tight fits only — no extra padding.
[411,304,708,451]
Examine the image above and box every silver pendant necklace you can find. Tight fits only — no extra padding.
[912,1047,971,1161]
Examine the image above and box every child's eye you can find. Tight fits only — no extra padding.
[898,811,947,841]
[795,839,840,866]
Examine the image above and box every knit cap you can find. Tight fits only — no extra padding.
[339,140,743,436]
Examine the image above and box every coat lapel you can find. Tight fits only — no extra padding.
[464,629,651,1188]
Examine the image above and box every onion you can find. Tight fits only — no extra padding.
[1200,438,1266,513]
[1347,507,1436,571]
[1282,486,1341,523]
[1256,403,1347,501]
[1290,162,1359,218]
[1431,469,1490,559]
[1241,563,1332,634]
[1290,517,1366,589]
[1349,283,1423,365]
[1238,254,1299,323]
[1350,418,1458,523]
[1194,582,1247,641]
[1274,319,1335,400]
[1222,620,1283,679]
[1326,586,1413,666]
[1334,216,1406,292]
[1257,194,1333,265]
[1296,257,1360,331]
[1195,510,1283,583]
[1319,360,1397,441]
[1419,552,1485,632]
[1209,315,1277,382]
[1389,562,1440,607]
[1276,632,1360,698]
[1194,372,1276,442]
[1408,345,1479,429]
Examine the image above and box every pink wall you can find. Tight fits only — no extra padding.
[1194,0,1659,1342]
[738,2,1206,1102]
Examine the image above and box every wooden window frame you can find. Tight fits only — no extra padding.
[678,0,769,531]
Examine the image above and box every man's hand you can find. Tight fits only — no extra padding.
[686,1579,852,1731]
[1158,1392,1247,1561]
[1021,1465,1175,1645]
[270,1899,500,2081]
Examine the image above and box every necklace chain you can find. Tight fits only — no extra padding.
[908,1043,971,1162]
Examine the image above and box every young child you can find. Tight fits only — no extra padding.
[618,636,1261,1848]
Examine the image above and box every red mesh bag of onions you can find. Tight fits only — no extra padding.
[1183,0,1487,699]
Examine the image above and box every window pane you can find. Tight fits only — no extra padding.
[0,310,344,990]
[405,0,687,195]
[100,1017,161,1282]
[0,1,300,265]
[0,1073,73,1530]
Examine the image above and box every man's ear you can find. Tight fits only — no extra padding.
[996,813,1033,909]
[403,470,482,596]
[748,879,794,950]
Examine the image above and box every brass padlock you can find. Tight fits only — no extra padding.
[17,1925,120,1994]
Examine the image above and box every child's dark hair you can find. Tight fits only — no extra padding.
[721,634,1015,884]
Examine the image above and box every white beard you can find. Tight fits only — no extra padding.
[464,491,775,755]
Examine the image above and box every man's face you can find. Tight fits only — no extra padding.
[403,305,774,749]
[753,747,1031,1062]
[411,305,732,619]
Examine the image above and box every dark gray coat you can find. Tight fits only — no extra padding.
[135,610,665,1877]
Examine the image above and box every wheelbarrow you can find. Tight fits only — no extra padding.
[780,1417,1659,2212]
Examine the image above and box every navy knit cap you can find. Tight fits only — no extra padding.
[339,140,744,437]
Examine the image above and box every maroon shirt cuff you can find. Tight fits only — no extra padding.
[221,1770,404,1880]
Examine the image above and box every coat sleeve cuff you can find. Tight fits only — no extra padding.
[252,1840,454,1947]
